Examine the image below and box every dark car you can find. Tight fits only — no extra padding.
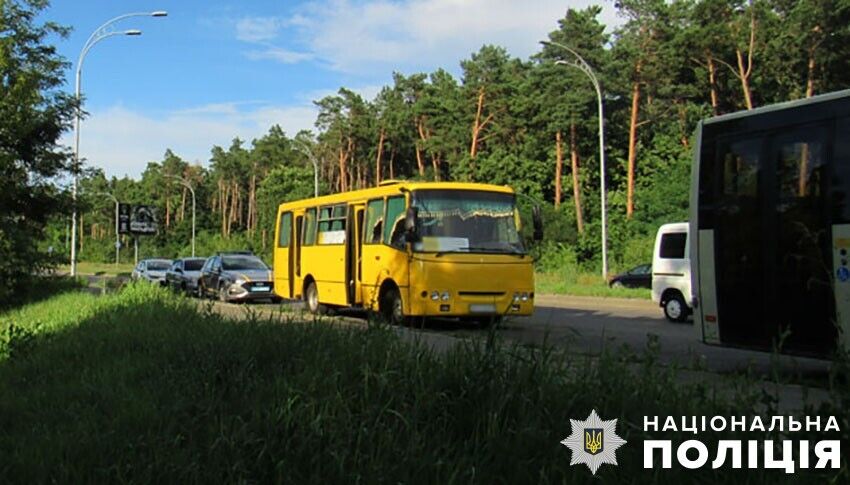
[609,264,652,289]
[198,252,280,303]
[165,257,207,295]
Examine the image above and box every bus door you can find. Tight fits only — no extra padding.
[346,204,365,305]
[274,211,293,298]
[293,213,303,298]
[766,126,834,352]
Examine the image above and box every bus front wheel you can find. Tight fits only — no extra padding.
[381,286,406,326]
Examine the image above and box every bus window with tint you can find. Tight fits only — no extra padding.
[278,212,292,247]
[303,208,317,246]
[364,199,384,244]
[384,196,406,249]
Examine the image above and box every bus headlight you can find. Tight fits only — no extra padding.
[513,292,521,302]
[431,291,440,301]
[521,292,529,302]
[441,291,450,301]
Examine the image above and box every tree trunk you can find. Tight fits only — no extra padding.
[389,149,395,179]
[180,186,187,222]
[470,86,485,159]
[806,48,816,98]
[626,62,641,219]
[165,185,171,229]
[375,128,385,186]
[415,119,427,177]
[554,130,563,209]
[735,7,756,110]
[569,123,584,234]
[707,54,718,115]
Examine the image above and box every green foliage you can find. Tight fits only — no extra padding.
[0,283,841,482]
[0,0,74,301]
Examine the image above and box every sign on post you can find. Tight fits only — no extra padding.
[118,203,131,234]
[129,205,158,235]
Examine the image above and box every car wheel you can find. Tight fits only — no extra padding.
[611,281,624,289]
[218,284,229,303]
[663,293,688,323]
[304,281,326,315]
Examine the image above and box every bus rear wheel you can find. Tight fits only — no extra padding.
[305,281,325,315]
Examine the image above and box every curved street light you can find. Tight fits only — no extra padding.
[165,174,196,257]
[541,40,609,280]
[70,10,168,277]
[293,139,320,198]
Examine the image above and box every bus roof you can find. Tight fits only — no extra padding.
[277,181,515,210]
[702,89,850,127]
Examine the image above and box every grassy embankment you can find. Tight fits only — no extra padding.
[0,281,845,482]
[57,261,135,276]
[534,271,650,299]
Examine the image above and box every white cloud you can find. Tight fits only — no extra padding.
[289,0,621,74]
[245,47,314,64]
[65,102,319,178]
[235,16,284,42]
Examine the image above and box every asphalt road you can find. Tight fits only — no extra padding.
[211,292,832,380]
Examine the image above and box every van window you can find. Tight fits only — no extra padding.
[659,233,687,259]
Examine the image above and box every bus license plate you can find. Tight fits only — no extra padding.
[252,286,270,292]
[469,304,496,313]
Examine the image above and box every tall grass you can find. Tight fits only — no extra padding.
[0,284,844,483]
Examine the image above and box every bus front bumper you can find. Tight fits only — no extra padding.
[407,290,534,317]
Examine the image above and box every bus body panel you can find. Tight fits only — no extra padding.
[406,254,534,317]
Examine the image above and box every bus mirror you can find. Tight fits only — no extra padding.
[405,206,419,240]
[532,205,543,241]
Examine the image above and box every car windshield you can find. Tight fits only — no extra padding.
[147,261,171,271]
[184,260,205,271]
[222,255,268,270]
[411,189,524,254]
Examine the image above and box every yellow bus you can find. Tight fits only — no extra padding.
[272,180,542,324]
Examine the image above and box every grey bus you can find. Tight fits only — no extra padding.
[691,90,850,356]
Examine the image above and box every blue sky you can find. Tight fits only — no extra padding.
[45,0,618,178]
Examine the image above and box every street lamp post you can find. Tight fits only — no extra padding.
[166,174,196,257]
[70,10,168,277]
[293,140,320,198]
[92,191,120,264]
[541,40,609,280]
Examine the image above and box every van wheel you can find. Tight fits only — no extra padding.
[305,281,325,315]
[663,293,688,323]
[380,286,406,325]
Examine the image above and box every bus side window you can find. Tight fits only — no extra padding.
[303,208,317,245]
[385,196,406,249]
[278,212,292,247]
[364,198,384,244]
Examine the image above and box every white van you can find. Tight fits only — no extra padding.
[652,222,692,322]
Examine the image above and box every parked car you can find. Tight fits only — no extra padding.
[131,258,172,286]
[165,257,207,295]
[609,264,652,289]
[198,251,279,303]
[651,222,692,322]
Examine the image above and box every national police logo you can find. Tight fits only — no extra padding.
[561,409,626,475]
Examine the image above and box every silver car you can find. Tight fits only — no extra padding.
[165,257,206,295]
[131,259,172,286]
[198,252,279,303]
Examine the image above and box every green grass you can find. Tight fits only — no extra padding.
[0,284,845,483]
[535,271,651,299]
[57,261,135,276]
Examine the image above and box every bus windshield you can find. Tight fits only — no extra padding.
[411,189,524,254]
